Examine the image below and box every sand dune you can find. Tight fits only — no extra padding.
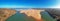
[20,9,44,21]
[0,9,16,21]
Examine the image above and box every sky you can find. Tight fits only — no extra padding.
[0,0,59,8]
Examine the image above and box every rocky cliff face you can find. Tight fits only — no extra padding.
[46,9,60,21]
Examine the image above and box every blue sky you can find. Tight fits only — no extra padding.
[0,0,58,8]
